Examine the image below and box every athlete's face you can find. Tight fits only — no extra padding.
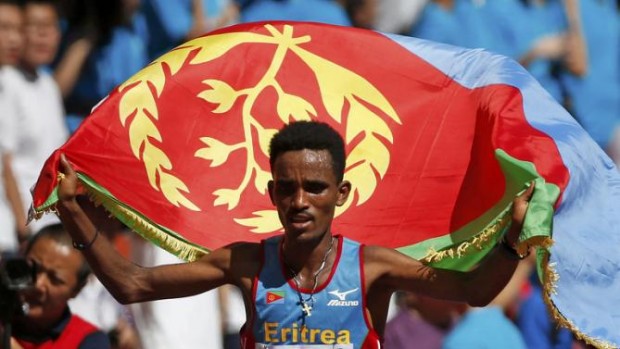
[269,149,350,241]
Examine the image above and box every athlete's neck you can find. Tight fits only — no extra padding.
[282,234,337,286]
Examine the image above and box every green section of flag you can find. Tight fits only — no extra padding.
[397,149,560,271]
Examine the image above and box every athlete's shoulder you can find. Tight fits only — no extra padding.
[200,241,262,274]
[361,244,398,260]
[211,241,262,260]
[197,241,262,289]
[361,244,423,272]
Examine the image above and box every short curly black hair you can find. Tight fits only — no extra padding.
[269,121,346,182]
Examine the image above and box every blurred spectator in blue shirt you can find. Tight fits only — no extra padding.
[342,0,378,29]
[142,0,239,60]
[239,0,351,26]
[517,272,574,349]
[477,0,571,103]
[410,0,496,50]
[559,0,619,162]
[443,306,527,349]
[53,0,149,133]
[514,0,568,102]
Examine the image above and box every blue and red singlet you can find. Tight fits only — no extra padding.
[241,235,381,349]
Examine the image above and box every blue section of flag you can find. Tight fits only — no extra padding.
[385,33,620,346]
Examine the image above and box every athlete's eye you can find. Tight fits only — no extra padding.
[275,181,295,196]
[304,182,328,194]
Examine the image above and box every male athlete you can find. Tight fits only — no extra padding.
[56,120,534,348]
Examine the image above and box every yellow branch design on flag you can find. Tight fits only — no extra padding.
[118,31,277,210]
[118,24,400,232]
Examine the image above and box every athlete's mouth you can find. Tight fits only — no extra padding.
[289,213,313,227]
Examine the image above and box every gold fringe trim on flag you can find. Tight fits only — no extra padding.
[418,205,616,349]
[420,207,553,264]
[421,208,512,263]
[82,181,208,262]
[541,254,618,349]
[37,177,616,348]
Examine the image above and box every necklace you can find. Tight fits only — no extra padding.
[283,236,335,318]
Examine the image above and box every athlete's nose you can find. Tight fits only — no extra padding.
[291,187,309,210]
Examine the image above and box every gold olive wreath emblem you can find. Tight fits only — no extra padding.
[118,24,401,233]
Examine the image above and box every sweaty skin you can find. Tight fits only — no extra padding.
[56,149,533,339]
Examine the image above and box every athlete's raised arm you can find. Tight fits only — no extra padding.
[55,154,245,304]
[365,183,535,307]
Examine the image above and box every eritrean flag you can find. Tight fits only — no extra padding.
[31,22,619,347]
[266,291,285,305]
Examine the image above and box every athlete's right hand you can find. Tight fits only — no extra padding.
[58,153,79,203]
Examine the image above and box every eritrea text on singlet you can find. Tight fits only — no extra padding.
[241,235,382,349]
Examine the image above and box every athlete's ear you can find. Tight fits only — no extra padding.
[268,180,275,205]
[336,180,351,206]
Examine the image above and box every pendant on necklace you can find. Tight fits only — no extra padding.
[284,236,335,320]
[301,301,313,317]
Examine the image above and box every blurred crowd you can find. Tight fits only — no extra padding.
[0,0,617,348]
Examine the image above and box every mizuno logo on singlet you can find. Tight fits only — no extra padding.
[327,288,359,306]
